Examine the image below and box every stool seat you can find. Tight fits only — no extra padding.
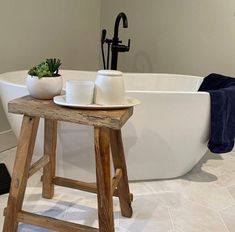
[3,95,134,232]
[8,95,133,129]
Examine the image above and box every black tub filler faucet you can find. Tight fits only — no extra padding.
[101,12,130,70]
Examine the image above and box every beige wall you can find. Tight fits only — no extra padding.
[0,0,100,73]
[101,0,235,76]
[0,0,101,133]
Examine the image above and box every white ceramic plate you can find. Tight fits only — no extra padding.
[53,95,140,109]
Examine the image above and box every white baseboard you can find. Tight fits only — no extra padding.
[0,129,17,152]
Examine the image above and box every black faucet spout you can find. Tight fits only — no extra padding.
[101,12,130,70]
[111,12,130,70]
[114,12,128,40]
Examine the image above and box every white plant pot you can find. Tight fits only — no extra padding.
[26,75,63,100]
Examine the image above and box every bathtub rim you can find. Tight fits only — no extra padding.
[0,69,206,94]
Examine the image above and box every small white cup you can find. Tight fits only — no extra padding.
[94,70,125,105]
[66,80,94,105]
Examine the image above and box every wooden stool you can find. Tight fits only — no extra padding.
[3,95,133,232]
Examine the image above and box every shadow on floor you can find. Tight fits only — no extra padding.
[181,150,223,183]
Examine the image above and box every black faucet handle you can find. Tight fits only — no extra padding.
[122,39,131,52]
[113,39,131,52]
[127,39,131,50]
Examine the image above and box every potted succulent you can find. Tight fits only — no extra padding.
[27,58,63,99]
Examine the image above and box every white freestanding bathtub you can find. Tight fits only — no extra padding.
[0,70,210,181]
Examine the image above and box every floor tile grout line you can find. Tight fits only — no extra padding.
[168,207,184,232]
[186,198,233,232]
[219,187,235,211]
[186,198,228,213]
[167,207,175,232]
[219,199,235,216]
[220,203,235,212]
[221,186,235,202]
[128,190,179,197]
[224,182,235,190]
[171,197,231,232]
[218,211,231,232]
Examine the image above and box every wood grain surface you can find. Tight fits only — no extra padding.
[8,95,133,129]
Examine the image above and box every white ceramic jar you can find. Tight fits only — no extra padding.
[94,70,125,105]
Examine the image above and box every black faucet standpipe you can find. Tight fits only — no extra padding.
[101,12,130,70]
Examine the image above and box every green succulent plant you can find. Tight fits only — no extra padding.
[28,58,62,78]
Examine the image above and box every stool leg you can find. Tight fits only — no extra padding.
[3,116,39,232]
[94,127,114,232]
[42,119,57,199]
[110,129,133,218]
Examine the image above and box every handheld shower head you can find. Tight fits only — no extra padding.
[101,29,107,44]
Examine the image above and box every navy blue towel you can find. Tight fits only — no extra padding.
[198,73,235,153]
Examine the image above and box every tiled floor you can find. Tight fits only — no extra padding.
[1,148,235,232]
